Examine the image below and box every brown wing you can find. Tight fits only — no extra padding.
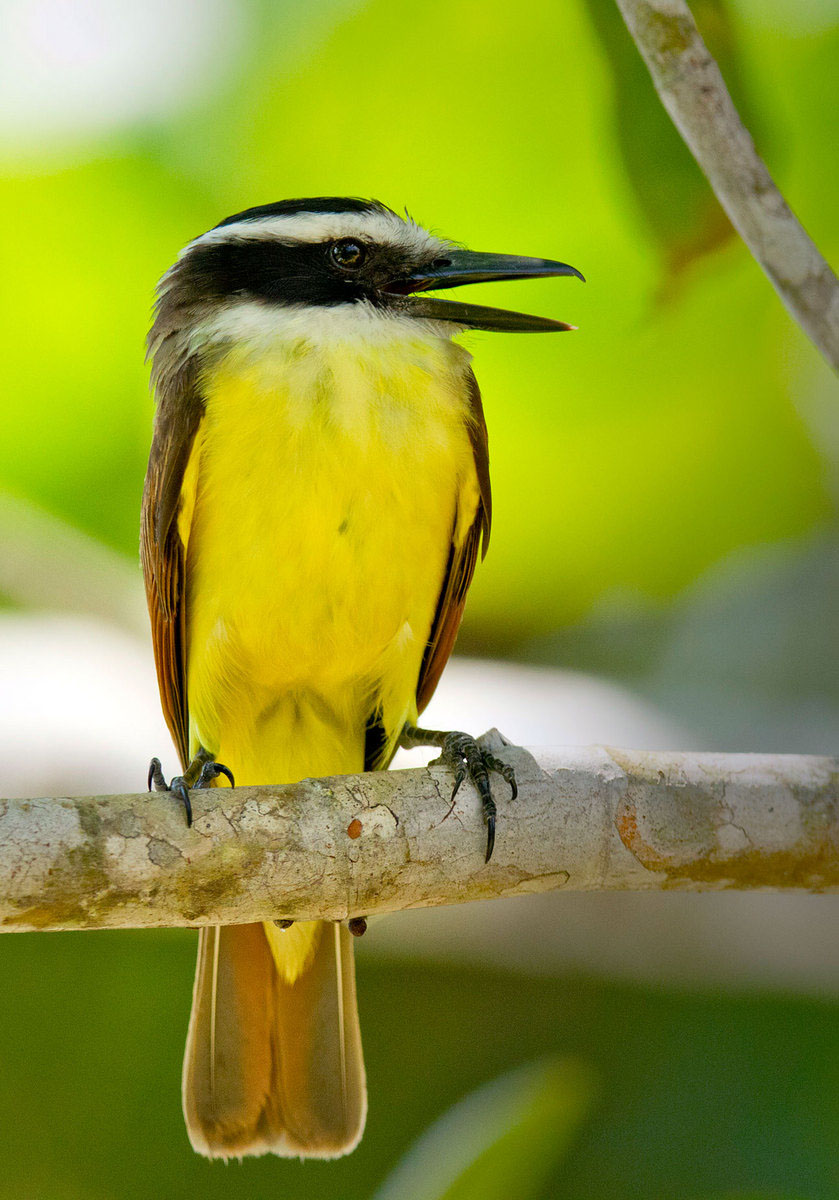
[416,367,491,715]
[140,356,203,769]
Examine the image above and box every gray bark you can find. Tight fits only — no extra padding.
[1,734,837,933]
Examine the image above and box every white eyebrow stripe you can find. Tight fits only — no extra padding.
[181,210,448,259]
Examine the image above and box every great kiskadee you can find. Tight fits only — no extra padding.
[141,197,582,1159]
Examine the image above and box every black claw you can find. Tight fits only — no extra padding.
[485,815,496,863]
[274,919,294,930]
[171,778,193,827]
[401,724,517,863]
[484,752,518,803]
[147,747,233,828]
[443,732,505,862]
[480,790,497,862]
[147,757,167,792]
[195,759,235,789]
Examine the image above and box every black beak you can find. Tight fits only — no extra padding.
[385,248,584,332]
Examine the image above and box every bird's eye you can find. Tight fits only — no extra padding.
[330,239,366,268]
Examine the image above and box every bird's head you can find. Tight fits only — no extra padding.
[150,197,583,359]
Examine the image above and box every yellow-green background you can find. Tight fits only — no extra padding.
[1,0,837,1196]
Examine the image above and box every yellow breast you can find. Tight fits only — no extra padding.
[181,323,480,784]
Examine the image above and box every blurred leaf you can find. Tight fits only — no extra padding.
[580,0,766,286]
[372,1057,597,1200]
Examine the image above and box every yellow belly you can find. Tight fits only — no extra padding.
[182,329,479,787]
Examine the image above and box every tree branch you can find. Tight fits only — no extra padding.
[1,734,837,932]
[615,0,839,371]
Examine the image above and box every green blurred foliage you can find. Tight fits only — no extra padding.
[2,0,836,643]
[581,0,733,281]
[0,933,836,1199]
[373,1058,596,1200]
[581,0,780,294]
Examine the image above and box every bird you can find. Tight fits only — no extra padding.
[141,196,582,1160]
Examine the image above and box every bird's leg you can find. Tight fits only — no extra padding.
[399,724,517,863]
[147,746,234,827]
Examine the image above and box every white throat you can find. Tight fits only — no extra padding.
[188,298,465,357]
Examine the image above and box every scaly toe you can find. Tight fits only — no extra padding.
[483,752,518,801]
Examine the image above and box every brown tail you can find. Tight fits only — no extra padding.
[182,921,366,1158]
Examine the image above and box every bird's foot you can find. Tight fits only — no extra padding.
[400,724,517,862]
[147,747,234,827]
[275,916,367,936]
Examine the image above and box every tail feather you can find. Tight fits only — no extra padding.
[183,921,366,1159]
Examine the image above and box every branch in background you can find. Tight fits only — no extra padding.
[2,733,837,933]
[615,0,839,371]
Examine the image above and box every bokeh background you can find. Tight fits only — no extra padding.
[1,0,838,1196]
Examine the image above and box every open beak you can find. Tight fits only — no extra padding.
[385,248,585,332]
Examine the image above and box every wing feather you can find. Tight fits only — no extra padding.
[415,367,490,715]
[140,356,203,769]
